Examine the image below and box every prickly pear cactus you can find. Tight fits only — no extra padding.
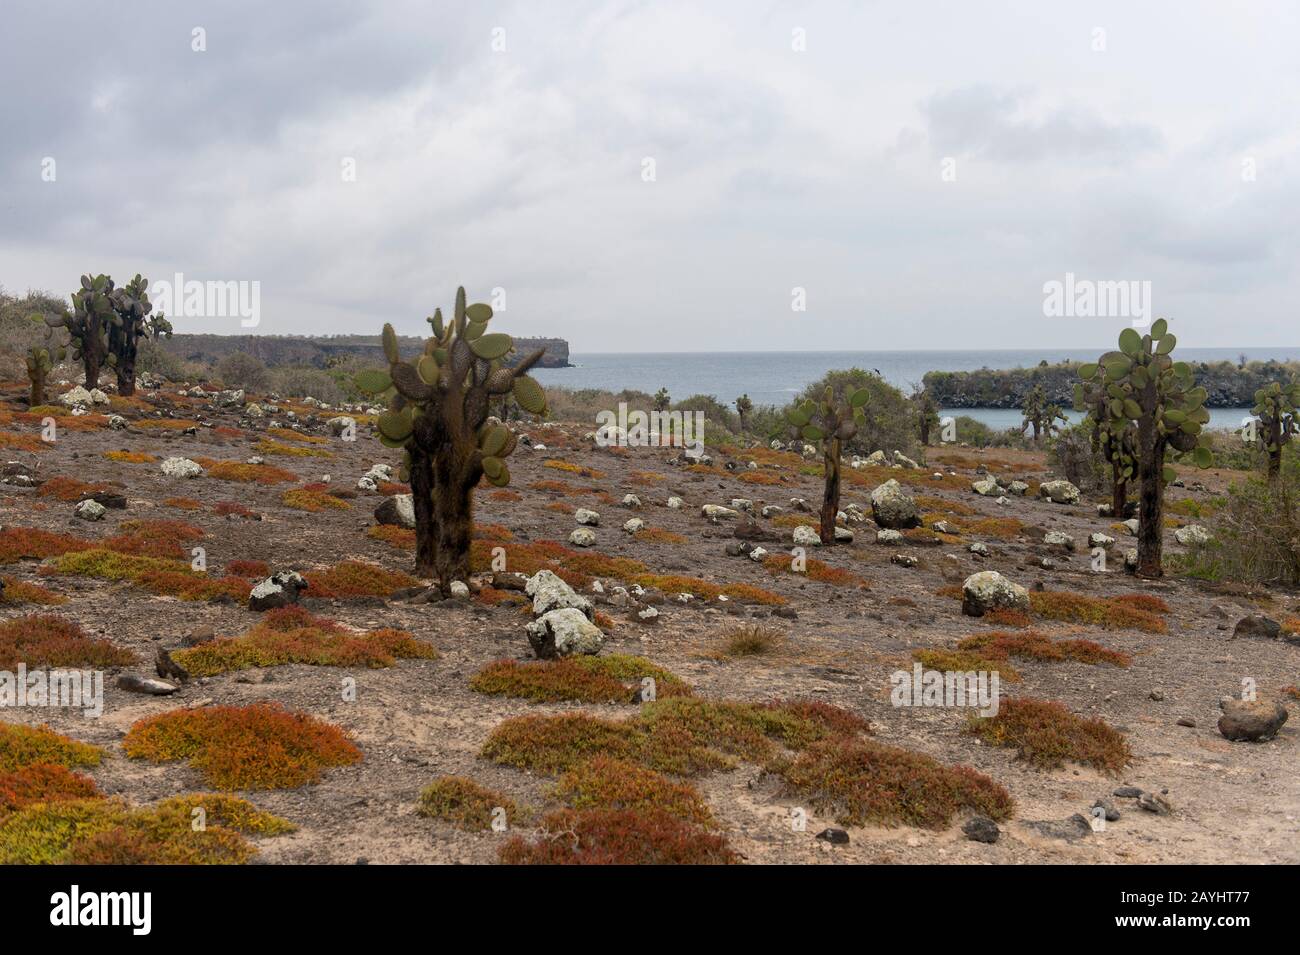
[106,274,172,396]
[1074,370,1137,516]
[45,274,114,390]
[24,345,56,407]
[1250,379,1300,482]
[783,385,869,544]
[734,394,753,432]
[653,388,670,413]
[913,388,940,445]
[355,287,548,590]
[1077,319,1212,577]
[1020,382,1066,442]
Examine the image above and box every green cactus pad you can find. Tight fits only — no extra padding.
[512,375,547,415]
[469,333,513,360]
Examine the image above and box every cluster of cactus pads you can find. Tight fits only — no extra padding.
[25,345,59,407]
[1076,320,1212,577]
[1251,379,1300,483]
[784,385,870,544]
[1076,371,1138,517]
[355,287,548,591]
[1020,382,1067,442]
[43,273,172,395]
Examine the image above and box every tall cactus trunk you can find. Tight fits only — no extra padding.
[408,446,438,577]
[1111,472,1127,519]
[29,369,46,408]
[1135,417,1164,578]
[919,418,931,446]
[116,354,137,396]
[819,437,842,545]
[83,352,102,391]
[431,450,478,595]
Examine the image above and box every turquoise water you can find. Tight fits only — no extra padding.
[531,348,1297,432]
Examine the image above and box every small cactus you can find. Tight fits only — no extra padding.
[1020,382,1066,443]
[355,287,548,592]
[1250,379,1300,484]
[24,345,57,407]
[1077,320,1212,577]
[653,388,670,413]
[734,394,753,433]
[1074,372,1137,517]
[913,388,940,446]
[781,385,869,544]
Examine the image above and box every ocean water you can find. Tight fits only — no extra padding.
[532,348,1300,432]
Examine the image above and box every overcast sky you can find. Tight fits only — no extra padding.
[2,1,1297,352]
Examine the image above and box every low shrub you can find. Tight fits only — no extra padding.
[965,697,1131,774]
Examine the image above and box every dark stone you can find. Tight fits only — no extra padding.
[1138,792,1173,815]
[86,491,127,509]
[815,827,850,845]
[772,606,798,620]
[1233,615,1281,641]
[1113,786,1144,798]
[1218,698,1288,742]
[1092,798,1120,822]
[962,815,1000,843]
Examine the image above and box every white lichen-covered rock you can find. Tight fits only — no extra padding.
[876,529,903,545]
[245,403,265,418]
[448,580,470,598]
[160,457,203,479]
[107,414,127,430]
[968,541,989,556]
[88,388,110,405]
[525,569,593,619]
[58,386,94,408]
[748,546,768,561]
[971,478,1002,496]
[1121,518,1139,536]
[1043,530,1075,551]
[1123,549,1139,571]
[932,520,959,535]
[637,606,660,625]
[893,451,920,469]
[792,525,822,547]
[1007,480,1029,496]
[525,607,604,658]
[248,571,308,612]
[574,508,600,526]
[1088,532,1116,550]
[569,527,597,547]
[621,494,641,509]
[74,499,106,521]
[357,463,393,492]
[1174,524,1211,546]
[1038,479,1080,505]
[834,526,854,542]
[328,415,356,436]
[729,498,753,512]
[213,389,245,408]
[865,450,887,466]
[623,518,645,534]
[701,504,739,523]
[961,571,1030,617]
[666,496,684,509]
[760,504,783,518]
[374,494,415,529]
[870,479,921,529]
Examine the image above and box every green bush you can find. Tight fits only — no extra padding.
[795,369,917,458]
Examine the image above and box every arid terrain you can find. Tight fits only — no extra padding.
[0,380,1295,865]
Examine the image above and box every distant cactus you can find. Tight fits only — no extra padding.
[653,388,670,412]
[43,273,170,394]
[1075,371,1137,516]
[782,385,869,544]
[734,394,753,433]
[24,345,57,407]
[354,287,548,592]
[1251,379,1300,484]
[913,388,940,445]
[1078,320,1212,577]
[1020,382,1066,442]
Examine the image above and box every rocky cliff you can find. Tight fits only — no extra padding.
[158,333,570,369]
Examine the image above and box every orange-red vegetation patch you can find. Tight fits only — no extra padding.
[416,777,522,831]
[0,576,67,606]
[267,427,328,445]
[634,527,688,545]
[102,450,157,463]
[35,476,110,502]
[137,419,200,431]
[983,607,1032,629]
[774,737,1014,829]
[543,459,606,479]
[544,502,572,514]
[172,606,437,676]
[43,549,250,602]
[958,630,1132,667]
[763,554,864,588]
[0,528,92,565]
[0,763,100,814]
[366,525,415,550]
[965,697,1131,774]
[0,723,103,772]
[282,487,351,512]
[378,482,409,496]
[475,523,513,542]
[213,500,259,519]
[471,655,691,704]
[499,808,737,865]
[0,615,135,670]
[213,425,245,439]
[488,489,523,502]
[198,459,298,484]
[122,703,362,789]
[164,497,204,511]
[737,470,786,486]
[553,756,712,825]
[961,517,1028,539]
[104,519,205,559]
[628,471,668,484]
[1029,591,1166,633]
[226,559,270,578]
[303,560,419,598]
[474,585,527,608]
[0,430,49,453]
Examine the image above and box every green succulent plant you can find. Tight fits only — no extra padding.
[1250,378,1300,484]
[24,345,58,407]
[782,384,869,544]
[1074,370,1137,517]
[653,388,670,413]
[913,388,940,446]
[1077,320,1212,577]
[354,287,548,591]
[1020,382,1066,443]
[734,394,753,433]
